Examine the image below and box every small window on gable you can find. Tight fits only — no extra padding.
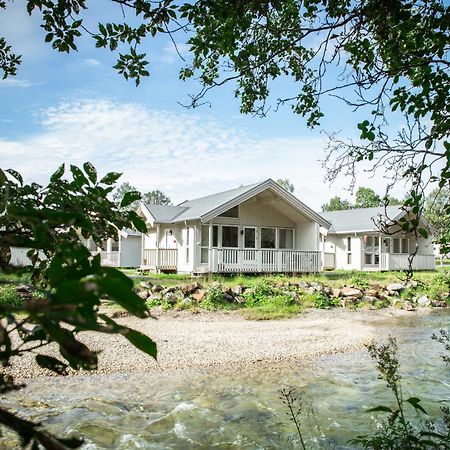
[218,205,239,218]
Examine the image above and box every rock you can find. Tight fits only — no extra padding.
[235,295,246,304]
[181,283,200,296]
[223,293,235,302]
[16,284,35,299]
[432,300,447,308]
[297,281,309,289]
[162,286,176,295]
[331,288,341,298]
[417,296,431,307]
[340,296,359,307]
[192,290,206,302]
[140,281,153,289]
[365,289,379,298]
[386,283,405,292]
[151,284,164,293]
[179,298,192,307]
[362,295,378,304]
[232,285,245,295]
[403,301,415,311]
[148,293,162,301]
[163,292,177,304]
[137,289,149,300]
[341,287,362,297]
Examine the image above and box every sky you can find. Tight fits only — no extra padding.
[0,1,411,210]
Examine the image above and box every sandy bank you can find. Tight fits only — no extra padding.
[8,308,423,379]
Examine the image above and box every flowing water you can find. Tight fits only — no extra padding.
[1,311,450,449]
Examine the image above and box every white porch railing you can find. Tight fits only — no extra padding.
[142,248,177,270]
[379,253,435,271]
[99,251,120,267]
[211,249,321,273]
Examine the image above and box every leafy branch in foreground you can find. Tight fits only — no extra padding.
[0,163,156,449]
[351,336,450,449]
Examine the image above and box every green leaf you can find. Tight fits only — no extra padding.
[99,171,122,185]
[100,315,157,359]
[406,397,428,415]
[367,405,394,413]
[35,354,69,375]
[120,190,141,208]
[50,164,65,182]
[6,169,23,185]
[45,33,53,43]
[418,228,428,239]
[83,162,97,184]
[0,168,7,187]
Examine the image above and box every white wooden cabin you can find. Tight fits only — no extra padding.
[137,179,331,274]
[320,207,436,271]
[82,229,141,268]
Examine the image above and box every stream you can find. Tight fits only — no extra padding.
[1,310,449,449]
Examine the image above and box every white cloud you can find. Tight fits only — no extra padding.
[0,98,407,210]
[79,58,102,67]
[157,43,191,64]
[0,78,35,88]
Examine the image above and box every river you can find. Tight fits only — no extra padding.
[1,310,449,449]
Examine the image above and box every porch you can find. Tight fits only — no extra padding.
[378,253,435,271]
[209,248,321,273]
[142,248,178,271]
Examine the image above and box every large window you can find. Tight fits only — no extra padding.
[363,235,380,265]
[218,205,239,218]
[111,240,119,252]
[346,236,352,265]
[279,228,294,249]
[222,226,239,247]
[393,237,408,254]
[261,228,276,249]
[201,225,219,263]
[244,227,256,248]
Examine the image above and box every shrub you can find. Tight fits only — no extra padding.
[0,284,22,307]
[424,272,450,301]
[145,297,172,311]
[243,279,273,307]
[348,272,370,289]
[312,292,338,309]
[202,283,225,310]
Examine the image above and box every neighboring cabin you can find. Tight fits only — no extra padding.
[137,179,329,274]
[82,229,141,268]
[320,206,435,271]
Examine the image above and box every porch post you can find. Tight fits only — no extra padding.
[209,222,213,272]
[156,224,160,273]
[140,228,145,267]
[379,232,382,270]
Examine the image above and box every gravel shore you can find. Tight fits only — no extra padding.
[8,308,411,379]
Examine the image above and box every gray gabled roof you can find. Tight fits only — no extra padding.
[140,179,330,228]
[320,206,404,233]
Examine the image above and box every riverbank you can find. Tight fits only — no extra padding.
[8,308,437,380]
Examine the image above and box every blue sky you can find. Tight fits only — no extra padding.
[0,1,410,209]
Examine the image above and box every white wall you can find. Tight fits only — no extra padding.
[119,235,141,267]
[296,222,320,251]
[326,235,362,270]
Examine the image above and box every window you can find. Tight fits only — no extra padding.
[261,228,276,249]
[100,240,107,251]
[201,225,209,264]
[219,205,239,218]
[279,229,294,249]
[363,235,380,265]
[244,227,256,248]
[111,240,119,252]
[222,226,238,247]
[212,225,218,247]
[393,238,408,254]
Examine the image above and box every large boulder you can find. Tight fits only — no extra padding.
[192,289,206,302]
[151,284,164,293]
[386,283,405,292]
[137,289,150,300]
[416,295,431,307]
[341,287,362,297]
[181,282,200,296]
[331,288,341,298]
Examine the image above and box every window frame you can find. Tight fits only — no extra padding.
[279,228,294,250]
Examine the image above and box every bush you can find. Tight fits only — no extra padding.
[243,279,273,307]
[202,283,225,310]
[145,297,172,311]
[0,284,22,307]
[312,292,338,309]
[425,272,450,301]
[348,271,370,289]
